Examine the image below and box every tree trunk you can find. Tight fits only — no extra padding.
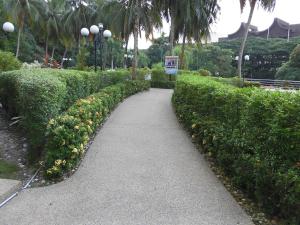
[45,35,49,66]
[179,27,186,69]
[124,39,128,68]
[132,16,139,80]
[51,47,55,60]
[238,1,256,78]
[169,7,176,56]
[16,19,24,59]
[61,48,67,68]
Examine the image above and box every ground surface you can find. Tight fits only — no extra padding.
[0,89,253,225]
[0,107,32,181]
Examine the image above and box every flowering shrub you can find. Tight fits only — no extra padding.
[172,75,300,224]
[0,69,130,160]
[45,81,150,178]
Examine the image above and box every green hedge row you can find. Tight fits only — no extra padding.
[0,69,130,159]
[44,81,150,178]
[150,80,175,89]
[172,75,300,224]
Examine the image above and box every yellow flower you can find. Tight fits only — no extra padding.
[192,124,197,129]
[74,125,80,130]
[46,169,52,175]
[80,144,84,150]
[87,120,93,125]
[52,166,59,172]
[62,160,66,165]
[49,119,55,125]
[55,159,62,166]
[72,148,79,154]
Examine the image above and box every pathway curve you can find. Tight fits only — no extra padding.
[0,89,253,225]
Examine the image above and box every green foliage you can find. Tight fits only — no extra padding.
[138,51,150,68]
[0,50,21,72]
[217,37,300,79]
[136,67,150,80]
[44,81,150,179]
[151,68,168,81]
[290,44,300,67]
[0,69,131,160]
[76,46,89,71]
[0,159,19,179]
[188,45,235,77]
[173,75,300,223]
[276,45,300,80]
[198,69,212,76]
[276,62,300,81]
[150,80,175,89]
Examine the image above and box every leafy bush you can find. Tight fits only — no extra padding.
[276,44,300,81]
[198,69,212,76]
[172,75,300,224]
[150,80,175,89]
[136,67,150,80]
[276,62,300,81]
[151,68,167,81]
[0,50,21,72]
[0,69,131,160]
[45,81,150,178]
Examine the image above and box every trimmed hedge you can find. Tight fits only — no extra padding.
[172,75,300,224]
[0,69,130,159]
[150,80,175,89]
[44,81,150,178]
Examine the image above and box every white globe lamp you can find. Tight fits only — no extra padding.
[103,30,112,38]
[3,22,14,33]
[90,25,99,34]
[80,27,89,36]
[244,55,250,61]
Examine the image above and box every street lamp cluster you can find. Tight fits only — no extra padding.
[81,23,112,72]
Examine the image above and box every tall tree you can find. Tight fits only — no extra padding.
[4,0,46,58]
[238,0,276,78]
[105,0,162,79]
[174,0,219,69]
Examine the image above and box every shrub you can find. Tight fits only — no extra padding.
[0,69,131,160]
[151,68,167,81]
[198,69,212,76]
[45,81,150,178]
[276,62,300,81]
[172,75,300,223]
[0,50,21,72]
[150,80,175,89]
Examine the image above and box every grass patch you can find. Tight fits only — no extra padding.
[0,159,19,179]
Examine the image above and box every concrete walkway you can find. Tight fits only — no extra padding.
[0,89,253,225]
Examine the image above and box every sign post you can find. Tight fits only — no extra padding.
[165,56,179,80]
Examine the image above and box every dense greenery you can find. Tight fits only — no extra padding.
[0,50,22,72]
[173,75,300,224]
[217,37,300,79]
[0,69,130,160]
[276,44,300,80]
[45,80,150,178]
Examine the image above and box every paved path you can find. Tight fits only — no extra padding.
[0,89,253,225]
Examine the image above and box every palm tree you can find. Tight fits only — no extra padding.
[153,0,180,56]
[4,0,46,58]
[174,0,219,68]
[105,0,162,79]
[237,0,276,78]
[42,0,64,65]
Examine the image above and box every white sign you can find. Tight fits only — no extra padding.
[165,56,179,75]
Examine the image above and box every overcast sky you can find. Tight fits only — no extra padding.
[128,0,300,49]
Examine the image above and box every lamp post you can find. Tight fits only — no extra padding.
[235,55,250,86]
[2,22,15,33]
[80,23,111,72]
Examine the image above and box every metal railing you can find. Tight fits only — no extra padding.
[246,78,300,90]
